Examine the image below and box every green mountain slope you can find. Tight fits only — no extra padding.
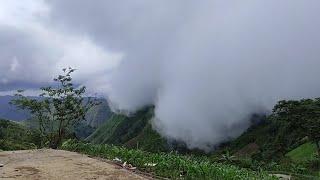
[85,99,112,128]
[0,119,40,150]
[0,96,31,121]
[224,117,306,161]
[87,107,167,152]
[223,124,320,177]
[222,99,320,164]
[286,142,318,162]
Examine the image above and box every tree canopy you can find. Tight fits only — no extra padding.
[11,67,100,148]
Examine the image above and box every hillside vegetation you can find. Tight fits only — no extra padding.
[286,142,318,162]
[0,96,112,141]
[0,96,112,128]
[0,119,39,150]
[86,98,320,178]
[87,107,167,152]
[2,73,320,178]
[62,139,276,180]
[213,99,320,177]
[85,99,112,128]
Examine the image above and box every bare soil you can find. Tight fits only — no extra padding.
[0,149,148,180]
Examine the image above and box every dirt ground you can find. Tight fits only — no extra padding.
[0,149,149,180]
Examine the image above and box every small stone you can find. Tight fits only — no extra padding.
[0,164,4,167]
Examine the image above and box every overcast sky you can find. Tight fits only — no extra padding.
[1,0,320,149]
[0,0,122,94]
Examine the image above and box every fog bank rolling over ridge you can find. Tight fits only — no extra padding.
[1,0,320,150]
[100,1,320,149]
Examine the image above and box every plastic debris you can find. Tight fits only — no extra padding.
[144,163,157,167]
[121,162,137,170]
[113,157,122,163]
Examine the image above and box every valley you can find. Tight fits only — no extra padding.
[1,95,320,179]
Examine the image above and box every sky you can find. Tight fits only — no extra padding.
[1,0,320,150]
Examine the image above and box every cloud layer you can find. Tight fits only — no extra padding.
[1,0,320,149]
[0,0,121,92]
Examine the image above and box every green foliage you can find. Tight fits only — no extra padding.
[225,117,299,161]
[224,99,320,161]
[126,123,167,152]
[219,151,237,163]
[286,142,318,162]
[214,98,320,178]
[273,98,320,154]
[73,122,96,140]
[87,107,167,152]
[61,140,276,180]
[0,119,39,150]
[11,67,100,149]
[22,117,96,140]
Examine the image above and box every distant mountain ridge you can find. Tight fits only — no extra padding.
[0,96,112,128]
[0,96,30,121]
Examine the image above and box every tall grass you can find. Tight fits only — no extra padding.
[61,140,276,179]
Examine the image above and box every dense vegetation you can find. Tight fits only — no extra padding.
[87,107,167,152]
[87,98,320,178]
[11,68,100,148]
[61,139,276,180]
[0,119,40,150]
[216,98,320,177]
[0,96,112,129]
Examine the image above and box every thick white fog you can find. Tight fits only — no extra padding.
[1,1,320,150]
[103,1,320,149]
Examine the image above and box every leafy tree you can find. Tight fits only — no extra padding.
[273,98,320,155]
[11,67,100,149]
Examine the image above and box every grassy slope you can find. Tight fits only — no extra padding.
[224,117,306,161]
[85,99,112,128]
[0,119,39,150]
[87,107,167,152]
[286,142,318,162]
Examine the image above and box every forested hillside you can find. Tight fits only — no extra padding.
[0,119,39,150]
[85,98,112,128]
[86,98,320,178]
[87,107,167,152]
